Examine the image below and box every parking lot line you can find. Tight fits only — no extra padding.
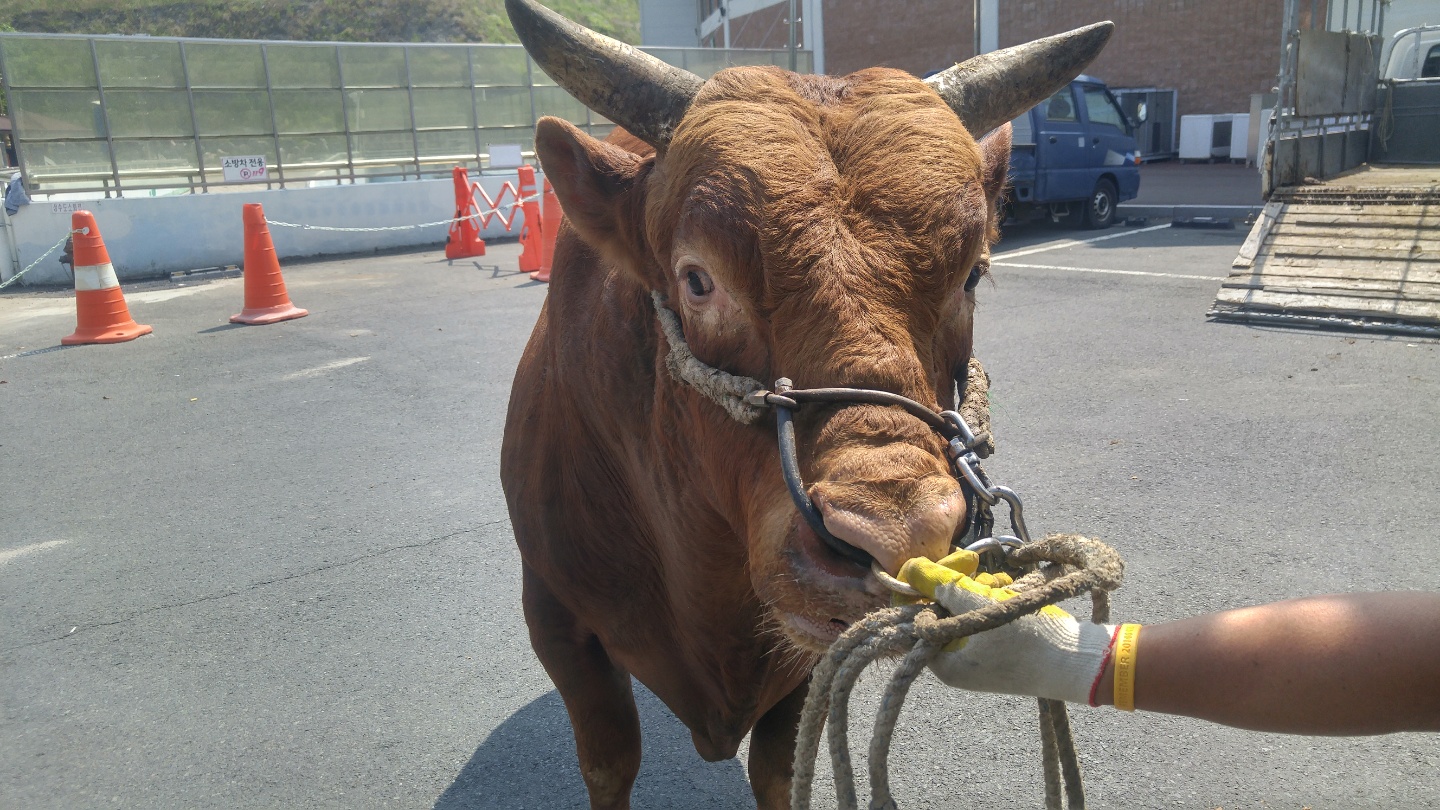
[0,539,69,566]
[281,356,370,380]
[991,223,1172,260]
[991,261,1217,282]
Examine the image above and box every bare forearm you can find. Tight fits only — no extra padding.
[1094,592,1440,735]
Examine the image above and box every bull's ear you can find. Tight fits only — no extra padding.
[977,123,1012,205]
[533,116,652,272]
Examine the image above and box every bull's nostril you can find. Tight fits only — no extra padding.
[818,526,874,566]
[812,487,964,574]
[805,493,875,566]
[793,510,874,580]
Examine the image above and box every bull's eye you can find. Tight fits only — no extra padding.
[684,268,715,301]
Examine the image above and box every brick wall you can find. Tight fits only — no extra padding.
[823,0,975,78]
[824,0,1286,118]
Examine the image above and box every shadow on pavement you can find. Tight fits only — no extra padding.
[435,686,754,809]
[0,343,74,360]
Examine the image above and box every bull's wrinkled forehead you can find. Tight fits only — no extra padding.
[650,66,991,303]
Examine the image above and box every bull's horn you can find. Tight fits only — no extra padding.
[506,0,703,148]
[925,22,1115,137]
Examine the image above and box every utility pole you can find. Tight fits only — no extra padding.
[973,0,981,56]
[788,0,798,71]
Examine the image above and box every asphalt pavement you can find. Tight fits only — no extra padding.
[1132,161,1264,207]
[1122,161,1266,220]
[2,224,1437,809]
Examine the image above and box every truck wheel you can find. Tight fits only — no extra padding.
[1083,179,1118,229]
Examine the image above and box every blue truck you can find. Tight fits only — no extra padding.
[1005,75,1143,229]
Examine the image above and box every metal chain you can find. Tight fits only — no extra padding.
[867,408,1030,598]
[943,409,1030,543]
[265,194,539,233]
[0,230,80,291]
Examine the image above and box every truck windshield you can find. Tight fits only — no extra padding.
[1082,87,1127,131]
[1043,89,1078,122]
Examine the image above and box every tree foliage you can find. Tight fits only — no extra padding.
[0,0,640,44]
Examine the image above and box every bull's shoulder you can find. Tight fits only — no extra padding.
[501,236,663,516]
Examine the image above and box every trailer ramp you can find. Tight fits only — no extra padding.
[1211,165,1440,337]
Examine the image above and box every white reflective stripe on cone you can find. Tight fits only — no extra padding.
[73,263,119,292]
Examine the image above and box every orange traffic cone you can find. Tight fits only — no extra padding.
[529,178,560,283]
[231,203,308,325]
[516,166,543,276]
[61,211,153,346]
[445,166,486,260]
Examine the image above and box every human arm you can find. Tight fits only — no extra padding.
[1089,592,1440,735]
[898,555,1440,736]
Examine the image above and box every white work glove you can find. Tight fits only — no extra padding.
[897,551,1116,705]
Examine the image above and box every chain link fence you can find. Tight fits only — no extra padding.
[0,33,811,199]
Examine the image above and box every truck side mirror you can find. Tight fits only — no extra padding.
[1132,101,1149,125]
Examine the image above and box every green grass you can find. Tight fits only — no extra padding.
[0,0,640,44]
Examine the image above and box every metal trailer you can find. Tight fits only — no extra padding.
[1210,0,1440,337]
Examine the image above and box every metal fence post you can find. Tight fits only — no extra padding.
[525,54,539,165]
[260,43,285,190]
[88,39,123,197]
[0,40,37,211]
[403,47,421,180]
[0,40,21,280]
[466,46,482,168]
[336,44,357,184]
[178,41,207,193]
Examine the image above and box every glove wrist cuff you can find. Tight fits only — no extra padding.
[1087,624,1122,706]
[1043,621,1117,705]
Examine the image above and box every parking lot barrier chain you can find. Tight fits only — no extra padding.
[264,195,539,234]
[1,230,81,291]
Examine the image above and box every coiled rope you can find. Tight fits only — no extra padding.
[792,534,1125,810]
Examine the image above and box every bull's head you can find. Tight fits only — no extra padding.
[508,0,1110,651]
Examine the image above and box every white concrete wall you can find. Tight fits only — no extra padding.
[639,0,698,46]
[0,173,538,287]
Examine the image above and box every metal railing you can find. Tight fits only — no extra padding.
[0,32,812,198]
[1380,24,1440,82]
[1265,0,1387,194]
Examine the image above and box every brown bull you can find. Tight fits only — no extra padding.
[498,2,1111,806]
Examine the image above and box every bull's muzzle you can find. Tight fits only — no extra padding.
[758,381,980,574]
[809,476,964,574]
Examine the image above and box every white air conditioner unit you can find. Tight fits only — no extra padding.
[1179,114,1216,160]
[1209,114,1235,159]
[1229,114,1251,161]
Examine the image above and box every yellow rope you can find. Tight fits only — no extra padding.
[791,534,1125,810]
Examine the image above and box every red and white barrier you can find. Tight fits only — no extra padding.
[445,165,561,282]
